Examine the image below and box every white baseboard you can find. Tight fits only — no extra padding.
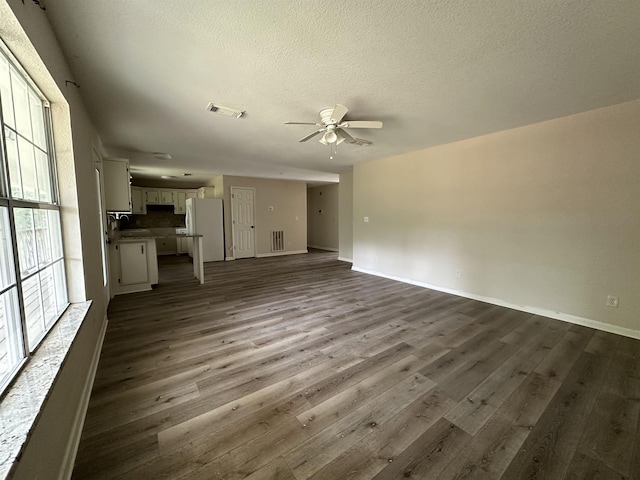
[338,257,353,263]
[352,266,640,340]
[225,256,235,261]
[58,314,108,480]
[256,249,308,258]
[308,245,339,252]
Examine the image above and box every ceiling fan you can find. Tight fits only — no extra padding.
[285,104,383,151]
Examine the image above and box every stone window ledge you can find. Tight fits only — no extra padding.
[0,301,92,479]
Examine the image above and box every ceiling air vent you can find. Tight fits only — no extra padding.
[206,102,244,118]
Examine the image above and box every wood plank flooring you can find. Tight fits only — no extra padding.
[72,250,640,479]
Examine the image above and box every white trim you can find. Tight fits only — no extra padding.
[58,315,108,480]
[352,266,640,340]
[308,245,339,252]
[225,256,235,261]
[338,257,353,263]
[256,249,308,258]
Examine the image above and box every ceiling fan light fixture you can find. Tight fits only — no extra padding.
[324,131,337,144]
[323,125,338,144]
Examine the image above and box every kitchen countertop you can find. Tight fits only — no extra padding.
[113,229,202,243]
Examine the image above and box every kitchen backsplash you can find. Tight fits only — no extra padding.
[121,209,186,229]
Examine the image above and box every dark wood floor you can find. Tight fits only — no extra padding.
[73,250,640,479]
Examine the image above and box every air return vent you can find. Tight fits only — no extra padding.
[206,102,244,118]
[271,230,284,252]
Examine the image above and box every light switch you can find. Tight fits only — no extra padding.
[364,216,369,223]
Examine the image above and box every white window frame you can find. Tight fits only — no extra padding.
[0,39,68,395]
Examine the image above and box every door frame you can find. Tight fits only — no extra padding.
[92,147,111,307]
[230,186,256,259]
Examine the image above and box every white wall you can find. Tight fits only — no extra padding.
[307,183,339,251]
[338,171,353,262]
[2,1,108,477]
[222,175,307,257]
[353,100,640,336]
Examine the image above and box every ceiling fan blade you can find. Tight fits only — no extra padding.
[339,120,383,129]
[285,121,321,125]
[338,128,356,144]
[353,137,373,146]
[330,104,349,124]
[298,129,325,142]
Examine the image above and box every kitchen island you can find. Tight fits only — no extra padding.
[110,229,205,296]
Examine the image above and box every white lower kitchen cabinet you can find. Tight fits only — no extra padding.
[119,242,149,284]
[151,228,178,255]
[109,239,158,296]
[176,228,189,254]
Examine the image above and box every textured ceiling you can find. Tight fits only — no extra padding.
[43,0,640,186]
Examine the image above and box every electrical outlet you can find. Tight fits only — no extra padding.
[455,270,461,278]
[606,295,619,308]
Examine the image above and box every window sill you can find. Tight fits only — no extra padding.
[0,301,92,479]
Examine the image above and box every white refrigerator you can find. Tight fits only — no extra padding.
[185,198,224,262]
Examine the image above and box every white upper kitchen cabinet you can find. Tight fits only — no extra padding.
[174,192,186,214]
[145,190,159,204]
[161,191,174,204]
[103,158,131,212]
[131,186,146,214]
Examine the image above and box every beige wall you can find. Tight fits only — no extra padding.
[339,171,354,262]
[354,100,640,336]
[212,175,224,197]
[222,175,307,257]
[307,184,339,251]
[3,0,108,477]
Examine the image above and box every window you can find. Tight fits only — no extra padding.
[0,41,68,394]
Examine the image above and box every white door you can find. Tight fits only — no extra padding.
[231,187,255,259]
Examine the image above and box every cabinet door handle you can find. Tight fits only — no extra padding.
[141,245,144,254]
